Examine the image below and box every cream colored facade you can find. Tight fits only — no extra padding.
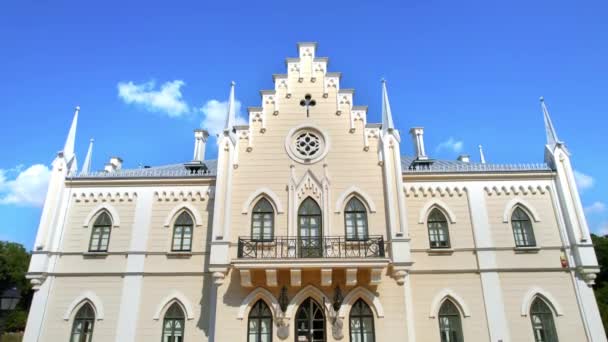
[23,43,605,342]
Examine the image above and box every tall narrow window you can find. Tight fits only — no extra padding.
[344,197,368,240]
[172,212,193,252]
[247,300,272,342]
[70,303,95,342]
[438,300,464,342]
[89,212,112,252]
[251,199,274,241]
[298,198,323,258]
[428,209,450,248]
[162,303,185,342]
[349,299,375,342]
[530,298,559,342]
[511,207,536,247]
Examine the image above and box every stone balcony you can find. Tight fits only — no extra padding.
[232,236,390,288]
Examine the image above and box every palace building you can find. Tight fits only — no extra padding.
[23,42,606,342]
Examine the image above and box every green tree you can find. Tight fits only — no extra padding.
[592,234,608,335]
[0,242,31,294]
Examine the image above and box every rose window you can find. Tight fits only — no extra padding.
[295,132,321,158]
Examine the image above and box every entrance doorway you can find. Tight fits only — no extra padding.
[295,297,326,342]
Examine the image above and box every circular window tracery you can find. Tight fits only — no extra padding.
[285,126,329,164]
[295,132,321,158]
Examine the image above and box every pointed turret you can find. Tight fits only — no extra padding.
[63,106,79,163]
[224,81,236,133]
[381,79,395,135]
[81,139,94,175]
[478,144,486,164]
[540,97,562,148]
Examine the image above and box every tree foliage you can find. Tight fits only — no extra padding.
[0,242,30,294]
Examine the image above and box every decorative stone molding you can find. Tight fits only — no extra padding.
[392,270,407,286]
[363,127,380,152]
[241,188,285,214]
[237,287,281,319]
[212,271,226,285]
[153,291,195,320]
[237,128,252,152]
[338,286,384,318]
[502,198,542,223]
[248,107,266,133]
[321,268,332,286]
[417,199,457,224]
[334,186,377,213]
[350,106,367,133]
[239,270,253,287]
[345,268,358,286]
[370,268,382,285]
[154,190,207,202]
[262,92,279,116]
[285,124,331,165]
[295,170,324,201]
[520,288,563,317]
[163,203,204,227]
[73,191,137,203]
[285,285,332,319]
[484,185,549,196]
[404,185,466,198]
[64,291,105,321]
[266,269,278,287]
[290,269,302,287]
[82,204,121,228]
[323,75,339,98]
[429,289,471,318]
[336,90,353,116]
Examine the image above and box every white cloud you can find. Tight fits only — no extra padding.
[0,164,51,207]
[436,137,464,153]
[585,201,606,214]
[117,80,189,117]
[574,170,594,191]
[199,99,246,136]
[594,222,608,236]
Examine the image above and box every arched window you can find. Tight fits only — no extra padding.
[70,303,95,342]
[89,212,112,252]
[438,299,464,342]
[251,198,274,241]
[350,299,375,342]
[172,212,193,252]
[530,297,558,342]
[162,302,185,342]
[295,297,325,342]
[511,207,536,247]
[344,197,368,240]
[298,198,323,258]
[247,300,272,342]
[428,208,450,249]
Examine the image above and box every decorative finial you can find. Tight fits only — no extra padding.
[231,80,236,86]
[478,144,486,164]
[539,96,544,102]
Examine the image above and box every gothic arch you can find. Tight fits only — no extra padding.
[241,188,284,214]
[163,203,204,228]
[153,291,195,320]
[429,289,471,318]
[237,287,280,319]
[520,288,563,317]
[285,285,332,319]
[334,186,377,213]
[337,286,384,318]
[63,291,104,321]
[502,198,541,223]
[418,199,457,224]
[82,204,120,228]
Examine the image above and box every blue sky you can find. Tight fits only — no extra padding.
[1,0,607,248]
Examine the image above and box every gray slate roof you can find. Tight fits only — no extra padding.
[73,156,550,179]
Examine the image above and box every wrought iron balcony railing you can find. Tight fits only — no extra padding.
[237,236,385,259]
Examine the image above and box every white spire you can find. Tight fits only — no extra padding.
[478,144,486,164]
[224,81,236,133]
[81,138,94,175]
[540,97,560,147]
[381,79,395,134]
[63,106,79,162]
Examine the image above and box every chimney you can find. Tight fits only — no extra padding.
[409,127,428,160]
[193,129,210,162]
[104,157,123,172]
[457,154,470,163]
